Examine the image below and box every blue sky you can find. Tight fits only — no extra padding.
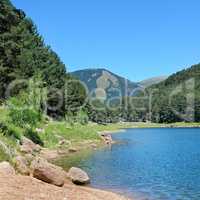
[11,0,200,82]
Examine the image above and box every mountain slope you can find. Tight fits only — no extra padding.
[0,0,66,98]
[148,63,200,123]
[71,68,140,99]
[139,76,168,88]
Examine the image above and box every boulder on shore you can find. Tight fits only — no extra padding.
[68,167,90,185]
[68,147,78,153]
[20,137,41,154]
[40,149,59,160]
[31,157,67,187]
[100,133,113,145]
[0,172,129,200]
[0,161,15,175]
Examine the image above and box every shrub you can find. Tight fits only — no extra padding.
[7,93,42,128]
[65,110,89,125]
[24,128,44,146]
[0,122,21,140]
[76,110,89,125]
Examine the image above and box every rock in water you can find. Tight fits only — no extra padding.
[0,161,15,175]
[31,157,67,187]
[68,167,90,185]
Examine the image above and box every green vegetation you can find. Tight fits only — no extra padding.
[0,147,10,162]
[0,0,87,119]
[41,122,100,149]
[0,121,20,162]
[0,0,92,159]
[0,0,66,96]
[8,94,42,129]
[144,63,200,123]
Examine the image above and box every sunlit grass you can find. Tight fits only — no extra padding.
[1,106,200,153]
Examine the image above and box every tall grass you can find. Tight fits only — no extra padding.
[0,147,10,162]
[41,122,101,148]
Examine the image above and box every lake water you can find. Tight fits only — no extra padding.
[61,128,200,200]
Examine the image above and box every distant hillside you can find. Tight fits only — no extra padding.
[139,76,168,88]
[148,63,200,123]
[71,68,140,99]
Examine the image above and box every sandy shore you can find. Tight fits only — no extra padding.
[0,173,130,200]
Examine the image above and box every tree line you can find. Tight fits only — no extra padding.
[1,0,200,125]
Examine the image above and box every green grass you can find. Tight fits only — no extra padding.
[40,121,149,149]
[101,121,200,129]
[1,105,200,154]
[0,147,10,162]
[0,106,22,161]
[0,106,9,122]
[169,122,200,127]
[0,133,18,163]
[41,122,101,148]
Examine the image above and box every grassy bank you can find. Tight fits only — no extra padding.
[0,105,200,160]
[40,121,200,150]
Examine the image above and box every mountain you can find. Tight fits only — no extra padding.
[139,76,168,88]
[71,68,140,99]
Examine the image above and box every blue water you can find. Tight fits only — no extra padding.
[76,128,200,200]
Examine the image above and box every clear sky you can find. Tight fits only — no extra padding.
[11,0,200,82]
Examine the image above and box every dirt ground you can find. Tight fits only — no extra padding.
[0,174,130,200]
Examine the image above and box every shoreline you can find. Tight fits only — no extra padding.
[101,122,200,131]
[0,173,131,200]
[50,122,200,164]
[1,122,200,200]
[51,122,200,200]
[0,137,131,200]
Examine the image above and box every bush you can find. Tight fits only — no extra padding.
[76,110,89,125]
[65,110,89,125]
[7,93,42,128]
[0,122,21,140]
[9,107,41,128]
[24,128,44,146]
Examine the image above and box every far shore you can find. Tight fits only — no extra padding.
[46,121,200,161]
[96,121,200,134]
